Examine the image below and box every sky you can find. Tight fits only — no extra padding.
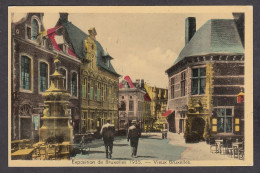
[13,12,234,88]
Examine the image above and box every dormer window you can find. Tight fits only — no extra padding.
[102,56,110,68]
[58,43,69,54]
[107,59,110,68]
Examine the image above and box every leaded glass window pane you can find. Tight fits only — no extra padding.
[226,117,232,132]
[226,108,232,116]
[21,56,31,90]
[191,68,206,95]
[217,117,224,132]
[192,69,198,77]
[192,79,198,95]
[216,108,233,133]
[40,62,48,92]
[200,78,206,94]
[32,19,39,40]
[217,108,225,117]
[200,68,206,76]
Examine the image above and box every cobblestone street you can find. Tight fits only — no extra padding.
[72,132,234,161]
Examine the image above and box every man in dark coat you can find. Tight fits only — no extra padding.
[100,120,115,159]
[127,120,141,158]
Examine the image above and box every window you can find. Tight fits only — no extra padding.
[39,62,48,92]
[26,27,31,39]
[59,68,67,89]
[104,85,108,101]
[192,68,206,95]
[181,72,186,96]
[170,77,174,99]
[216,108,233,133]
[97,82,101,101]
[82,78,87,98]
[101,84,104,101]
[119,101,126,111]
[21,56,31,90]
[88,82,91,100]
[32,19,39,40]
[82,112,87,127]
[90,81,94,100]
[107,86,110,99]
[71,72,77,97]
[129,100,134,111]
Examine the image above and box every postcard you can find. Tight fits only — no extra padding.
[8,6,253,167]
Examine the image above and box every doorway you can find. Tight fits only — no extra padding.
[20,118,31,139]
[191,117,205,140]
[179,119,184,133]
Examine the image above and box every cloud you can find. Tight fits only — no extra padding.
[113,47,178,88]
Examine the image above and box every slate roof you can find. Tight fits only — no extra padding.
[62,21,87,60]
[59,18,120,76]
[169,19,244,70]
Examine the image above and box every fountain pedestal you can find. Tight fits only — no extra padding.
[39,57,73,144]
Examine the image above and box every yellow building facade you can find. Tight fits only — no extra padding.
[81,30,120,135]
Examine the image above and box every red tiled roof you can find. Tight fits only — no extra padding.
[162,110,173,117]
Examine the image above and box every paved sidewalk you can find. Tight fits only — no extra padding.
[143,132,234,160]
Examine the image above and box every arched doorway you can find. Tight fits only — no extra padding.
[191,117,205,140]
[19,104,32,139]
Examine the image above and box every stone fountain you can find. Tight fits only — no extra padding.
[39,55,73,144]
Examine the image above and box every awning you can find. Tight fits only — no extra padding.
[162,110,173,117]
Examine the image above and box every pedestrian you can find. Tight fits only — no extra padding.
[161,123,168,139]
[100,120,115,159]
[127,120,141,158]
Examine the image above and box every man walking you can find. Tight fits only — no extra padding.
[127,120,141,158]
[100,120,115,159]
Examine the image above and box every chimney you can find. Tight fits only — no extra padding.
[141,79,144,88]
[185,17,196,45]
[60,13,68,21]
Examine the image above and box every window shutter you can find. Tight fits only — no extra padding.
[235,118,240,132]
[212,118,217,132]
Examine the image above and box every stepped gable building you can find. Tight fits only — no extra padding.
[11,13,81,140]
[144,84,168,131]
[118,76,151,131]
[165,14,244,140]
[55,13,120,135]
